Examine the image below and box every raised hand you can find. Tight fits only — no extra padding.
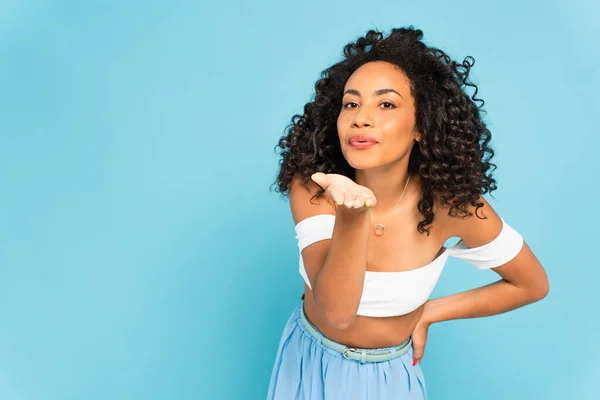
[311,172,377,212]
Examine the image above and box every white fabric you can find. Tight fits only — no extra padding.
[444,221,524,269]
[294,214,524,317]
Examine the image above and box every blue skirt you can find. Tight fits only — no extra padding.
[267,302,428,399]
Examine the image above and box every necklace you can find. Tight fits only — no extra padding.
[371,174,411,236]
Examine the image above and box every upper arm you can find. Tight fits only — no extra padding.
[449,196,549,297]
[289,173,336,290]
[450,196,504,249]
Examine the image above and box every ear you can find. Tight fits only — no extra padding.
[415,132,422,142]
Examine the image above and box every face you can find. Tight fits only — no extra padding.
[336,61,421,170]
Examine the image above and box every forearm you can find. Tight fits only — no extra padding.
[422,279,545,325]
[314,207,370,328]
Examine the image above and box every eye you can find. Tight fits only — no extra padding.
[343,102,358,109]
[380,102,396,109]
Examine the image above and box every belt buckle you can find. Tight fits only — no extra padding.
[342,347,357,359]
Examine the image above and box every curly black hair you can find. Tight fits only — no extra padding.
[270,26,497,235]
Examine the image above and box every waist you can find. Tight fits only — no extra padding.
[300,303,412,363]
[302,296,423,348]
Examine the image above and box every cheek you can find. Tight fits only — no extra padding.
[383,120,410,140]
[380,119,417,155]
[336,113,348,132]
[383,110,416,136]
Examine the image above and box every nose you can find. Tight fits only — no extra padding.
[351,107,373,128]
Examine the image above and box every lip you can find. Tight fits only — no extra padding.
[348,134,379,149]
[348,134,378,144]
[349,141,377,149]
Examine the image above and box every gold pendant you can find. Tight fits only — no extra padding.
[374,224,385,236]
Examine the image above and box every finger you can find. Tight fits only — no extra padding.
[331,187,345,205]
[412,342,425,365]
[311,172,330,189]
[356,189,376,207]
[343,191,357,208]
[364,196,376,207]
[353,194,366,208]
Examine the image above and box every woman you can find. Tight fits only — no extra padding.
[267,27,549,399]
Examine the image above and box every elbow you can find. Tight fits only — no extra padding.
[530,278,550,302]
[320,306,356,330]
[535,284,550,301]
[325,314,355,330]
[313,286,357,329]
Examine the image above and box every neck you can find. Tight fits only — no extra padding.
[354,160,416,216]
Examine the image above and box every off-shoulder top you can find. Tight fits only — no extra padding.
[295,214,524,317]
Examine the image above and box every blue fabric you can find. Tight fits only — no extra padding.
[267,303,428,399]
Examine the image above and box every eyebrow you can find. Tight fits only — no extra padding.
[343,88,403,99]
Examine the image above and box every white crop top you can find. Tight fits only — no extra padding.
[295,214,524,317]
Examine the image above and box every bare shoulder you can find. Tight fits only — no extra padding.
[434,195,504,248]
[289,173,337,225]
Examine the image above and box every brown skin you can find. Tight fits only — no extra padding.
[300,173,450,348]
[338,61,421,212]
[293,61,549,364]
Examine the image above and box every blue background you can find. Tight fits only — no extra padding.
[1,0,598,399]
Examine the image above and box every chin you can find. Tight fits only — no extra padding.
[346,158,381,171]
[342,147,386,170]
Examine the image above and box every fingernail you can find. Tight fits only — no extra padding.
[365,202,371,207]
[412,359,418,366]
[311,174,316,181]
[336,200,343,205]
